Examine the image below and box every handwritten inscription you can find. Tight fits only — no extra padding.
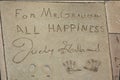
[16,23,104,35]
[12,37,54,64]
[58,41,100,54]
[16,25,40,35]
[12,37,101,64]
[15,8,101,19]
[48,24,104,33]
[1,2,112,80]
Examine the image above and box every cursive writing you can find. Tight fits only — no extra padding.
[12,37,54,64]
[12,37,101,64]
[58,41,100,54]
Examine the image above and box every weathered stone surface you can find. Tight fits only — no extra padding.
[109,34,120,80]
[0,2,112,80]
[106,1,120,33]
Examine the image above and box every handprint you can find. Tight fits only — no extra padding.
[63,60,82,74]
[84,59,101,72]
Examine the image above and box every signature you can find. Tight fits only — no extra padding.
[58,41,100,54]
[12,37,101,64]
[12,37,54,64]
